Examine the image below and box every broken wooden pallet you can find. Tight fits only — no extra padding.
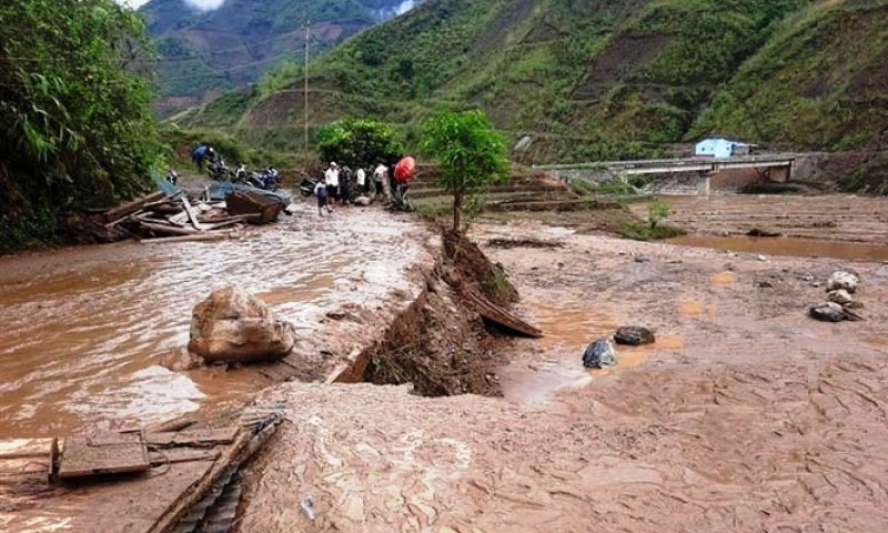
[58,431,150,480]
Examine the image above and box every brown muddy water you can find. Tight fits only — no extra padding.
[498,302,680,405]
[669,235,888,262]
[0,223,407,439]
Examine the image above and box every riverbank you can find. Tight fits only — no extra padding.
[236,217,888,532]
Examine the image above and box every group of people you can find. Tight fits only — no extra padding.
[314,161,397,216]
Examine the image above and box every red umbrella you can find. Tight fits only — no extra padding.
[394,156,416,183]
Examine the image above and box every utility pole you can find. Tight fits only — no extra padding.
[303,21,310,152]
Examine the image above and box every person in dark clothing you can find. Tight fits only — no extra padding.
[314,177,332,216]
[340,165,354,205]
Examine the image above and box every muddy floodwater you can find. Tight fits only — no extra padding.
[0,208,421,439]
[670,234,888,262]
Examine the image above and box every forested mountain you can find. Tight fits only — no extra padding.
[177,0,888,165]
[140,0,422,115]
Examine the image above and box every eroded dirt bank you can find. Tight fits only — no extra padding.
[238,217,888,532]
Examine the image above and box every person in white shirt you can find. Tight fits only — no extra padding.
[356,167,367,196]
[324,162,340,202]
[373,163,389,200]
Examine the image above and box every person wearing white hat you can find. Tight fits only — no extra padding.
[324,162,340,202]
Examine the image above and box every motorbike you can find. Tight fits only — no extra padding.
[247,167,280,190]
[230,163,248,184]
[300,177,318,197]
[206,158,229,181]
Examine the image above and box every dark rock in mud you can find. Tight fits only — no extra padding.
[189,286,296,364]
[746,228,782,238]
[614,326,655,346]
[809,302,846,323]
[582,339,617,369]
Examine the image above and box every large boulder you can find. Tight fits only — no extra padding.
[614,326,655,346]
[827,271,858,293]
[189,287,296,364]
[582,339,617,369]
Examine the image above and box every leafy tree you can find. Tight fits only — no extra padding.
[421,110,509,232]
[0,0,161,251]
[316,118,404,169]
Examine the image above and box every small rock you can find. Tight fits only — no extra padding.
[757,281,774,289]
[800,274,814,282]
[812,282,821,288]
[634,256,652,263]
[614,326,655,346]
[757,255,768,262]
[326,310,347,320]
[827,271,858,293]
[843,300,865,310]
[582,339,617,369]
[827,289,853,305]
[809,302,846,323]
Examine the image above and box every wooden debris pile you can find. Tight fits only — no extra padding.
[0,406,285,533]
[103,190,286,244]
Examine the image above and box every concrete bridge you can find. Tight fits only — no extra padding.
[535,154,796,195]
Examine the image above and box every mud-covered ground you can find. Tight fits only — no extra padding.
[239,209,888,532]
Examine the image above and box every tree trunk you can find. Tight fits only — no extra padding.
[453,191,463,233]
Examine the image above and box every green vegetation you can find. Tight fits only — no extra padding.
[421,110,509,232]
[618,221,685,241]
[316,118,404,168]
[647,198,671,230]
[0,0,161,252]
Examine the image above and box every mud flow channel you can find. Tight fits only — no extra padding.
[0,221,406,439]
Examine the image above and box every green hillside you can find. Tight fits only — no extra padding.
[174,0,888,165]
[141,0,423,116]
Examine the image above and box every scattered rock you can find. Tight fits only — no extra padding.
[827,271,858,293]
[634,256,652,263]
[809,302,846,323]
[354,195,371,206]
[757,255,768,262]
[843,300,865,310]
[746,228,782,237]
[614,326,655,346]
[188,286,296,364]
[827,289,853,305]
[582,339,617,369]
[757,281,774,289]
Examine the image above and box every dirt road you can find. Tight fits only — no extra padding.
[238,214,888,532]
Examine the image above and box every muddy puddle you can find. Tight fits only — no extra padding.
[0,221,407,439]
[498,302,682,405]
[670,235,888,262]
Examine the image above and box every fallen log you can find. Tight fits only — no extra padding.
[181,196,208,231]
[140,231,236,245]
[139,221,199,237]
[104,191,166,224]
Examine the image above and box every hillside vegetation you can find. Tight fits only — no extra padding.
[0,0,160,252]
[141,0,424,116]
[176,0,888,166]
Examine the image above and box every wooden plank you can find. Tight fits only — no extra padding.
[139,221,199,237]
[149,448,219,466]
[466,291,543,338]
[104,191,166,223]
[0,438,56,480]
[58,431,150,480]
[180,196,207,231]
[140,231,234,245]
[0,438,56,460]
[145,427,240,448]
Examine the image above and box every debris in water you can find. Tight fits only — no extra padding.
[300,497,316,521]
[582,339,617,369]
[613,326,655,346]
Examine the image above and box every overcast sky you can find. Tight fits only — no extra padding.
[117,0,227,10]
